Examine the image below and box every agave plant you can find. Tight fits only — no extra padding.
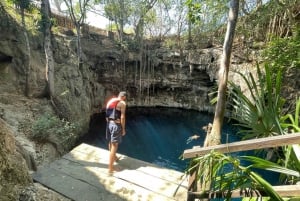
[228,64,300,183]
[276,144,300,185]
[278,98,300,184]
[186,151,300,201]
[228,63,285,139]
[280,98,300,133]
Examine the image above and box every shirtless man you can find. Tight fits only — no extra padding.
[105,91,127,173]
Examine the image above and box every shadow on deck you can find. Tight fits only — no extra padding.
[32,143,188,201]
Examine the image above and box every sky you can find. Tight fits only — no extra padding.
[50,0,109,29]
[85,12,109,29]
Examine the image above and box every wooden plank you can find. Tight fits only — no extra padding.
[183,132,300,159]
[273,185,300,196]
[67,143,187,186]
[51,156,187,200]
[47,158,184,201]
[114,169,186,199]
[32,166,125,201]
[109,156,187,186]
[33,144,188,201]
[187,185,300,198]
[70,143,102,154]
[186,172,197,201]
[62,150,188,200]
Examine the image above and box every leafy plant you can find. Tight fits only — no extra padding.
[227,61,300,189]
[185,150,300,201]
[279,144,300,185]
[278,98,300,184]
[228,63,285,139]
[280,98,300,133]
[32,113,78,144]
[263,30,300,72]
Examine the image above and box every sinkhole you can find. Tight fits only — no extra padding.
[84,107,242,172]
[82,106,280,190]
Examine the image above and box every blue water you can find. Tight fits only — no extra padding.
[86,107,241,172]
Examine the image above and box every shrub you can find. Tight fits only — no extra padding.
[31,113,78,144]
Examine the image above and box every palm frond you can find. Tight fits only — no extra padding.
[242,155,300,177]
[228,63,285,139]
[185,151,293,200]
[248,171,283,201]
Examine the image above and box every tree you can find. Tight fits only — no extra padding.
[13,0,32,96]
[203,0,239,147]
[133,0,158,45]
[144,0,179,39]
[41,0,55,98]
[102,0,133,44]
[63,0,90,67]
[272,0,299,38]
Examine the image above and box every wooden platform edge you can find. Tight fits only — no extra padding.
[183,132,300,159]
[33,143,188,201]
[187,185,300,198]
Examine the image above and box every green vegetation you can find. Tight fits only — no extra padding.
[186,20,300,199]
[263,29,300,72]
[186,150,299,201]
[32,113,78,145]
[281,98,300,133]
[3,0,41,35]
[229,64,285,139]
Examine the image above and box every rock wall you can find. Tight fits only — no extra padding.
[83,38,222,113]
[0,119,32,200]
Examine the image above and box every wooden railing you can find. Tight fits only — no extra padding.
[182,132,300,200]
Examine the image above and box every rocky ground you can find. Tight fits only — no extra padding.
[0,78,71,200]
[19,183,71,201]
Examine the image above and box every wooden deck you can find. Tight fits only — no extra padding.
[32,143,188,201]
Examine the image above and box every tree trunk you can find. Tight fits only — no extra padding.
[188,6,192,45]
[135,18,144,47]
[119,0,124,44]
[204,0,239,147]
[21,9,31,97]
[62,0,88,68]
[75,24,83,67]
[199,1,239,196]
[41,0,55,97]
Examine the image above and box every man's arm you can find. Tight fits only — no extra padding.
[120,101,126,135]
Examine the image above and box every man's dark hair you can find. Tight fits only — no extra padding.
[118,91,126,97]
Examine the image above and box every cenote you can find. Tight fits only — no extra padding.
[85,107,242,171]
[84,107,279,189]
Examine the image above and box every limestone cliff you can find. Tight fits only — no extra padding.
[0,119,32,200]
[0,5,224,134]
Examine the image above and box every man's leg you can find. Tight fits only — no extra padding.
[108,142,119,173]
[108,142,119,162]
